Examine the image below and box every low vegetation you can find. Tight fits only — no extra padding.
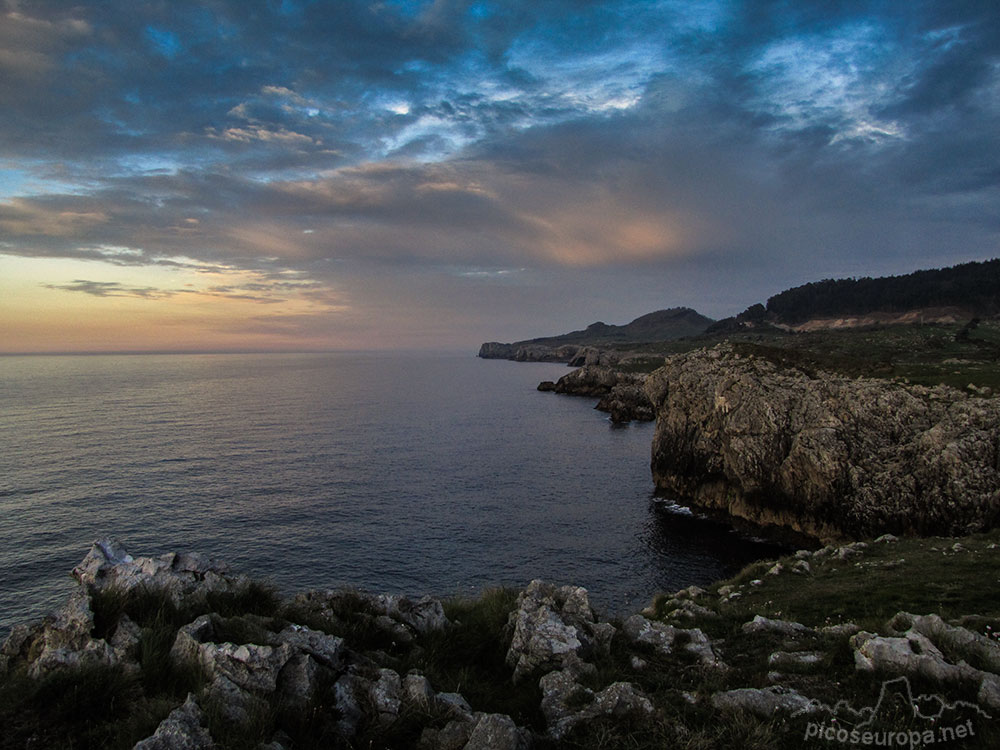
[4,531,1000,748]
[603,320,1000,391]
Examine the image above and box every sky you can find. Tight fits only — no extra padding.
[1,0,998,353]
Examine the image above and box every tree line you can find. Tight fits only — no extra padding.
[763,259,1000,323]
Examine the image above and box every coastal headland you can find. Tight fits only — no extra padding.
[505,259,1000,544]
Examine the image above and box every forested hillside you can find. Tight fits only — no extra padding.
[764,259,1000,323]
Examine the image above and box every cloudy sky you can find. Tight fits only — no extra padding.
[1,0,998,352]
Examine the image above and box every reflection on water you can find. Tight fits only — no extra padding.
[0,352,788,635]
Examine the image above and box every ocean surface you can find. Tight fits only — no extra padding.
[0,352,785,637]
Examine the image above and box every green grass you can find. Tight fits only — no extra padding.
[279,589,400,654]
[403,587,546,729]
[603,320,1000,390]
[710,528,1000,632]
[0,663,168,750]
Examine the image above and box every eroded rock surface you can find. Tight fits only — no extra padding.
[505,580,613,683]
[8,540,1000,749]
[645,343,1000,540]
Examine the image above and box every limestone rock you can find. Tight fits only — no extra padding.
[850,625,1000,710]
[110,613,143,657]
[420,718,474,750]
[741,615,813,638]
[710,686,817,717]
[818,622,861,637]
[505,581,592,683]
[74,538,246,604]
[464,713,530,750]
[593,681,654,719]
[169,614,294,693]
[549,365,621,397]
[768,651,825,671]
[436,691,474,720]
[664,599,719,621]
[273,624,345,670]
[206,642,294,693]
[539,668,590,738]
[978,674,1000,711]
[645,344,1000,540]
[595,381,655,423]
[889,613,1000,673]
[333,673,365,737]
[371,594,449,635]
[849,624,1000,711]
[276,653,321,706]
[204,673,265,725]
[369,668,403,724]
[0,622,44,674]
[621,614,725,670]
[540,667,653,739]
[133,694,215,750]
[27,590,124,678]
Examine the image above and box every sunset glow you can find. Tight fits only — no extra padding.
[1,1,998,352]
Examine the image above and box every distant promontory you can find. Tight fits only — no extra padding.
[478,307,714,363]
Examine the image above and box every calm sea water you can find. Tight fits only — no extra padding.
[0,352,784,636]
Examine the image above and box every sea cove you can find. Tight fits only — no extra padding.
[0,351,781,638]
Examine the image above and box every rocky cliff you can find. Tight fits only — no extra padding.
[644,343,1000,542]
[537,365,655,423]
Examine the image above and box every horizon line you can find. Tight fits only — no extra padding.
[0,346,477,357]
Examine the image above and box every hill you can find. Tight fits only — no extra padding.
[719,258,1000,330]
[478,307,714,361]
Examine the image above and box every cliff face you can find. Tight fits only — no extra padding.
[644,344,1000,542]
[537,365,655,423]
[478,342,585,362]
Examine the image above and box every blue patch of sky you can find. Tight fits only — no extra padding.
[114,154,184,176]
[146,26,182,59]
[0,165,88,199]
[467,2,494,21]
[382,0,434,21]
[0,168,32,200]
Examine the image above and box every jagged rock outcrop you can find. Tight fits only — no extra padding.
[504,580,614,683]
[133,694,214,750]
[541,365,621,398]
[621,614,726,671]
[595,381,655,423]
[645,343,1000,541]
[7,539,1000,747]
[537,366,654,423]
[539,667,654,739]
[73,538,250,604]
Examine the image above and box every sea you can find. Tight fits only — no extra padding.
[0,351,785,637]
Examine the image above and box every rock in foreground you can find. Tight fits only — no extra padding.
[5,538,1000,749]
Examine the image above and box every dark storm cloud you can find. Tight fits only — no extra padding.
[2,0,998,342]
